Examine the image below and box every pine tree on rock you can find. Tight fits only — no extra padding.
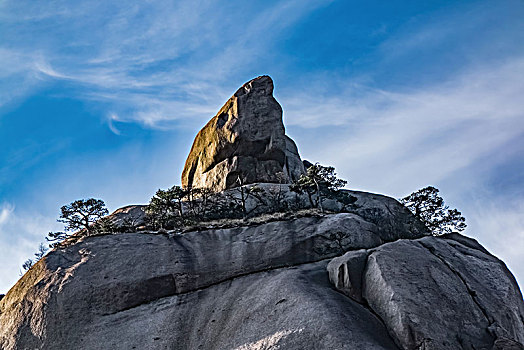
[401,186,466,236]
[290,163,347,213]
[47,198,109,246]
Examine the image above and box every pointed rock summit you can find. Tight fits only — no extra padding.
[182,75,305,191]
[2,77,523,350]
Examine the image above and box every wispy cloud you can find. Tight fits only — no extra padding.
[466,197,524,288]
[0,203,60,292]
[281,55,524,289]
[0,0,330,126]
[0,49,45,109]
[286,56,524,193]
[1,0,523,292]
[0,203,14,226]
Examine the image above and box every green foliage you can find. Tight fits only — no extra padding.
[146,186,189,229]
[146,181,266,228]
[145,166,353,230]
[118,216,142,233]
[333,191,358,211]
[57,198,109,233]
[262,178,289,212]
[47,198,109,246]
[401,186,466,236]
[187,187,215,218]
[290,163,347,212]
[91,217,118,235]
[229,175,265,219]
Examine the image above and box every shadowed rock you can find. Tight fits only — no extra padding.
[2,75,523,350]
[181,75,305,192]
[327,236,524,349]
[0,192,426,349]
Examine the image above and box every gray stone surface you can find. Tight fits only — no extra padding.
[418,237,524,346]
[181,76,305,192]
[2,188,523,350]
[327,236,524,350]
[0,191,426,350]
[73,261,400,350]
[108,204,147,228]
[327,249,368,303]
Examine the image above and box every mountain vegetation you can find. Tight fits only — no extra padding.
[401,186,466,235]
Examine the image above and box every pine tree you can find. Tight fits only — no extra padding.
[401,186,466,236]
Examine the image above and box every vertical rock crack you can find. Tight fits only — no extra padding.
[417,241,494,328]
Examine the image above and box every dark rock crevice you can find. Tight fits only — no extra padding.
[328,236,524,350]
[358,251,403,350]
[416,239,524,348]
[417,240,494,327]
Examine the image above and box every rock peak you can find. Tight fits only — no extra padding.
[233,75,273,97]
[182,75,305,191]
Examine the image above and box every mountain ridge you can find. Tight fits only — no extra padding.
[1,76,522,350]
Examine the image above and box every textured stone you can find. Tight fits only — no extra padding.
[50,261,400,350]
[327,236,524,350]
[108,204,147,228]
[418,237,524,346]
[0,192,425,349]
[2,189,523,350]
[181,76,305,192]
[327,249,368,303]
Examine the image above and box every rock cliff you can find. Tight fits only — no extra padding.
[1,191,522,349]
[181,76,305,192]
[1,76,523,350]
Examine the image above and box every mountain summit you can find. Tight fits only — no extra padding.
[182,75,305,191]
[0,77,523,350]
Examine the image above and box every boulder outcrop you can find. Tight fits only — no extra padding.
[328,235,524,349]
[1,189,522,349]
[1,76,523,350]
[181,76,305,192]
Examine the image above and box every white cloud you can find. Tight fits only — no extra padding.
[0,205,60,293]
[107,114,122,135]
[0,0,329,126]
[0,203,14,226]
[285,57,524,195]
[282,57,524,288]
[467,198,524,288]
[1,0,522,292]
[0,49,44,109]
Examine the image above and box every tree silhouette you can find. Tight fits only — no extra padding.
[401,186,466,236]
[21,243,49,274]
[47,198,109,246]
[290,163,347,212]
[146,186,188,229]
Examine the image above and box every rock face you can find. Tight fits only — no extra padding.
[328,235,524,349]
[1,190,523,350]
[181,76,305,191]
[1,76,523,349]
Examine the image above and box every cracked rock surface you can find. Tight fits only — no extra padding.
[181,75,305,192]
[1,189,523,350]
[328,235,524,349]
[0,190,424,349]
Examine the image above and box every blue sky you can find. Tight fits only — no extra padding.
[0,0,523,293]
